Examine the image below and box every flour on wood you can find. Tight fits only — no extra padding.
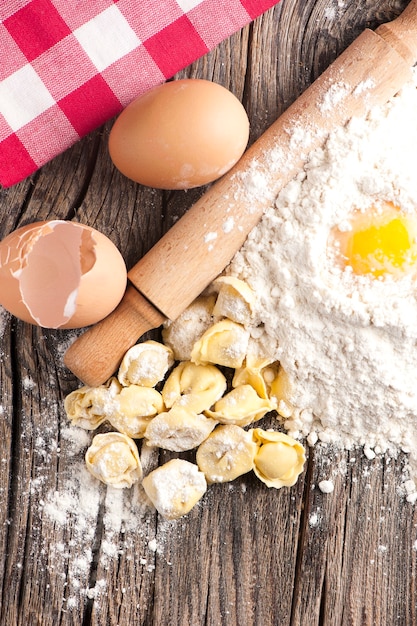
[37,425,170,608]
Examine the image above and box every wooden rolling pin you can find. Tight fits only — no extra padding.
[64,0,417,386]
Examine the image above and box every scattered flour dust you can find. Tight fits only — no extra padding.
[38,425,173,609]
[228,70,417,501]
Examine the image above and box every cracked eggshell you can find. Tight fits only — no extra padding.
[0,220,127,329]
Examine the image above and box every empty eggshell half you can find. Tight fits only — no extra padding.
[0,220,127,329]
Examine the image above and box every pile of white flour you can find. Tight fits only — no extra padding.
[229,72,417,481]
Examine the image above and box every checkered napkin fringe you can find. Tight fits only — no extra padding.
[0,0,279,187]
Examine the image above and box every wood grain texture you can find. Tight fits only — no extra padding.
[1,1,417,625]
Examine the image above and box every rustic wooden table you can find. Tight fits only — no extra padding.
[1,0,417,624]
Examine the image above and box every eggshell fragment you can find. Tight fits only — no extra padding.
[0,220,127,329]
[108,78,250,189]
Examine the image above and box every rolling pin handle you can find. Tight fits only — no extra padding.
[63,284,166,387]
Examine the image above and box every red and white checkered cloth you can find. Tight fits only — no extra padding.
[0,0,280,187]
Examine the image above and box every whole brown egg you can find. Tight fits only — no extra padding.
[108,79,250,190]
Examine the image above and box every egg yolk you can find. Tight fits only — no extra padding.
[331,203,417,278]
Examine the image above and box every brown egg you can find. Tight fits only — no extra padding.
[108,78,250,190]
[0,220,127,329]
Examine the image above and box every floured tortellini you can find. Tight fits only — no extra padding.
[251,428,305,488]
[117,340,174,387]
[142,458,207,520]
[162,361,226,413]
[206,384,274,427]
[64,376,121,430]
[109,385,164,438]
[196,424,257,483]
[162,294,217,361]
[85,432,142,488]
[191,319,250,368]
[144,406,217,452]
[233,352,279,399]
[211,275,257,325]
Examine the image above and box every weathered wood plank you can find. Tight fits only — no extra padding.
[1,1,416,625]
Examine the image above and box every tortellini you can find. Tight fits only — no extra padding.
[191,319,250,368]
[109,385,164,438]
[64,272,306,520]
[162,361,226,413]
[232,353,279,400]
[206,384,274,427]
[85,432,142,488]
[211,275,257,325]
[251,428,306,488]
[117,340,174,387]
[162,294,217,361]
[196,424,257,483]
[64,376,121,430]
[144,406,217,452]
[142,459,207,520]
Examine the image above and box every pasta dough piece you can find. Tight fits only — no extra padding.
[144,406,217,451]
[109,385,164,438]
[211,275,257,325]
[269,367,296,418]
[64,377,121,430]
[191,319,250,368]
[233,353,279,399]
[162,361,226,413]
[270,366,293,401]
[85,432,142,488]
[196,424,257,483]
[206,384,274,427]
[251,428,306,488]
[162,294,217,361]
[142,459,207,520]
[117,340,174,387]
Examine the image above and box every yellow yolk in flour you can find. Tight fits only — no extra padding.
[331,203,417,278]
